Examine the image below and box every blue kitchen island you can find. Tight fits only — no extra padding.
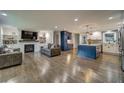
[77,44,102,59]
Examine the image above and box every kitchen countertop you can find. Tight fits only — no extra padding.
[80,44,101,46]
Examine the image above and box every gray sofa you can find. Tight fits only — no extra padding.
[41,44,61,57]
[0,52,22,69]
[0,45,22,69]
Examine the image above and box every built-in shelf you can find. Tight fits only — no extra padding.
[3,40,17,44]
[2,35,18,44]
[19,39,39,42]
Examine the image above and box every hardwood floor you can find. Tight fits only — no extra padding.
[0,49,124,83]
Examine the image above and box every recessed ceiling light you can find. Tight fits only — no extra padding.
[54,26,58,29]
[108,17,113,20]
[74,18,78,22]
[1,13,7,16]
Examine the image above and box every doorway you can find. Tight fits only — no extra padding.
[74,34,80,48]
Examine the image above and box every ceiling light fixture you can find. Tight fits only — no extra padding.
[1,13,7,16]
[74,18,78,22]
[108,17,113,20]
[54,26,58,29]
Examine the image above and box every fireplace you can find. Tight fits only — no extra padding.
[24,44,34,53]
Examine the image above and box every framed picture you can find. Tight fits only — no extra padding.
[39,33,46,43]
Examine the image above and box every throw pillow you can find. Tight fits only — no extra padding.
[48,43,52,49]
[51,44,55,49]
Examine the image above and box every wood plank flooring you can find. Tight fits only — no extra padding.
[0,49,124,83]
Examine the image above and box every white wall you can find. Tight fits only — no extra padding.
[53,31,61,45]
[38,30,54,44]
[73,33,80,48]
[2,25,19,36]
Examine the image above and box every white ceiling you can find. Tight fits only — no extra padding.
[0,10,122,33]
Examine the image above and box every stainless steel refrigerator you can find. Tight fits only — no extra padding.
[119,26,124,71]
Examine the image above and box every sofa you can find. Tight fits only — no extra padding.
[0,52,22,69]
[41,43,61,57]
[0,45,22,69]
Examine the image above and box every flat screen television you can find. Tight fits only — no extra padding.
[21,30,38,40]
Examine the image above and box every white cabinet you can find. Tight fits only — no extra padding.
[103,43,119,54]
[102,31,119,54]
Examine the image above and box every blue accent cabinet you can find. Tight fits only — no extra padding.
[61,31,72,51]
